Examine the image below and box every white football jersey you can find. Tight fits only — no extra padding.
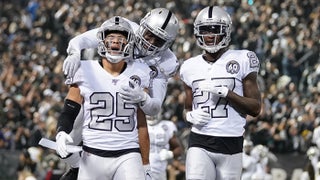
[148,120,177,174]
[67,19,179,105]
[179,49,260,137]
[72,60,151,151]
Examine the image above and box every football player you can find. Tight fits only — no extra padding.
[59,8,179,179]
[179,6,261,179]
[147,114,183,180]
[56,16,151,179]
[63,8,179,116]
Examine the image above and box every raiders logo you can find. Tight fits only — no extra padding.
[149,65,158,79]
[226,60,240,74]
[129,75,141,88]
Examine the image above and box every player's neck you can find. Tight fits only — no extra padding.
[203,48,228,64]
[101,59,127,76]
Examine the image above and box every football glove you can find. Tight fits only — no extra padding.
[143,164,152,180]
[63,52,81,78]
[159,149,174,161]
[186,109,211,126]
[198,80,229,98]
[119,79,147,104]
[56,131,74,158]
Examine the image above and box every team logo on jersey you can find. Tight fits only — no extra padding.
[149,66,158,79]
[129,75,141,88]
[226,60,240,74]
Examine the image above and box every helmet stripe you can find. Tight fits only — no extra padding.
[161,11,172,30]
[115,16,119,25]
[208,6,213,18]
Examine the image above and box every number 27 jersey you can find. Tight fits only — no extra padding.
[179,49,260,137]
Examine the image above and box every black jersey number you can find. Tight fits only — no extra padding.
[88,92,135,132]
[192,78,235,118]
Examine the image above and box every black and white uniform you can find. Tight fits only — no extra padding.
[67,19,179,116]
[73,60,150,179]
[179,49,260,180]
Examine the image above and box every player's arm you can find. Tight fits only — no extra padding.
[137,108,152,178]
[66,28,100,54]
[56,84,83,158]
[137,108,150,165]
[119,77,163,116]
[183,83,193,113]
[225,72,261,117]
[63,28,99,77]
[169,133,183,159]
[139,77,167,116]
[182,82,211,126]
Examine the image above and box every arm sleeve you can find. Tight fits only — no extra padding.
[57,99,81,133]
[140,78,167,116]
[66,28,100,54]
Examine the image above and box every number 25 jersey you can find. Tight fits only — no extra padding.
[72,60,151,151]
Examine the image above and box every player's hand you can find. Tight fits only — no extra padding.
[119,79,147,104]
[56,131,74,158]
[159,149,174,161]
[198,80,229,98]
[63,53,81,78]
[186,109,211,126]
[143,164,152,180]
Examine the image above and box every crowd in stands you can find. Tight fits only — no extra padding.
[0,0,319,179]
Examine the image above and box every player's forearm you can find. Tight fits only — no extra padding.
[137,108,150,165]
[140,78,167,115]
[67,28,99,54]
[138,126,150,165]
[57,99,81,133]
[140,96,161,116]
[227,92,261,117]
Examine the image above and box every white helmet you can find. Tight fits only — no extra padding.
[194,6,232,53]
[136,8,179,57]
[97,16,134,63]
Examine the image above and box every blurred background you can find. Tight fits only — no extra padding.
[0,0,319,179]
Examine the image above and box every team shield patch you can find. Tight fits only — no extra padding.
[149,66,158,79]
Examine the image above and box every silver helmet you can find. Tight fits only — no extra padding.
[194,6,232,53]
[97,16,134,63]
[136,8,179,57]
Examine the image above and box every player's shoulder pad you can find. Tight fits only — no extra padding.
[157,49,179,78]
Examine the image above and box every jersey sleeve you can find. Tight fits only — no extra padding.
[66,28,100,54]
[241,50,260,78]
[140,77,167,116]
[179,59,192,87]
[157,49,179,79]
[67,62,85,85]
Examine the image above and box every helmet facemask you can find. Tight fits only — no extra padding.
[97,16,134,63]
[195,23,231,53]
[135,8,179,57]
[194,6,232,53]
[136,25,167,57]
